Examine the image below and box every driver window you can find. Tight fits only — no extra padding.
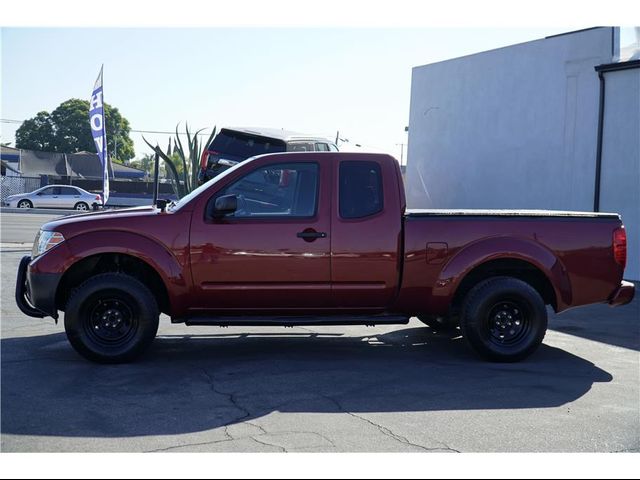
[220,163,319,218]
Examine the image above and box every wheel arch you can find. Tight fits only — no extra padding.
[55,231,190,316]
[56,252,171,314]
[452,258,559,312]
[433,236,572,313]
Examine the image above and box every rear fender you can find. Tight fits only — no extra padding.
[432,236,572,312]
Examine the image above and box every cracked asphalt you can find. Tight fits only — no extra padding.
[1,212,639,452]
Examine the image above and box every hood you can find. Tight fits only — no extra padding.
[42,206,161,235]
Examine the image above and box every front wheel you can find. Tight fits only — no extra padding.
[64,273,159,363]
[18,199,33,209]
[460,277,547,362]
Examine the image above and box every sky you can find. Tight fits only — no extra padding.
[1,27,572,163]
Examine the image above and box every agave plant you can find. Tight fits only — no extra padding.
[143,124,217,198]
[142,136,186,198]
[173,123,217,194]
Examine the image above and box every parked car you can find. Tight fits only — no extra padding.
[4,185,102,211]
[198,127,338,184]
[16,152,634,363]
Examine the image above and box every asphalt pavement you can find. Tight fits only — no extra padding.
[1,211,638,452]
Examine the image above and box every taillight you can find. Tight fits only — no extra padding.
[613,227,627,270]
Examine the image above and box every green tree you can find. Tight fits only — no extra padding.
[15,98,135,161]
[14,112,55,151]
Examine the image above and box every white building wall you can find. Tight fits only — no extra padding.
[407,27,640,280]
[599,68,640,280]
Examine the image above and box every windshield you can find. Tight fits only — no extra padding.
[169,159,250,211]
[208,130,286,159]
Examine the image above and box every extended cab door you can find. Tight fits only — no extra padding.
[331,155,404,309]
[189,156,331,312]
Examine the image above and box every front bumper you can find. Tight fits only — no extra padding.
[15,256,60,319]
[608,280,636,307]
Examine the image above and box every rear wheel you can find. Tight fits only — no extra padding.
[460,276,547,362]
[74,202,89,211]
[18,199,32,209]
[64,273,159,363]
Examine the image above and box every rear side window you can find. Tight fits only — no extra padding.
[287,142,315,152]
[339,161,383,219]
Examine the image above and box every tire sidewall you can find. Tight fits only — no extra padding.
[64,274,159,363]
[461,277,547,362]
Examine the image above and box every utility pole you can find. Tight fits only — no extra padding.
[396,143,406,165]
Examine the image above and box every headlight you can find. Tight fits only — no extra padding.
[32,230,65,257]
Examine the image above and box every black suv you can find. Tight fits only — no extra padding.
[198,127,338,184]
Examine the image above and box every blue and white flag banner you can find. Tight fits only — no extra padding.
[89,66,109,205]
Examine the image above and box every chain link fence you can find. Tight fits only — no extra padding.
[0,176,42,203]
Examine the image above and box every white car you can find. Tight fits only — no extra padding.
[4,185,103,211]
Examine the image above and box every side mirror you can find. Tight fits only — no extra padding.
[208,194,237,219]
[156,198,168,213]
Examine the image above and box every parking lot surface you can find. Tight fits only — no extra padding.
[1,212,638,452]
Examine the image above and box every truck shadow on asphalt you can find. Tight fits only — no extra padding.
[548,296,639,352]
[1,327,614,439]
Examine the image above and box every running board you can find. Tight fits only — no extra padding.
[183,314,410,327]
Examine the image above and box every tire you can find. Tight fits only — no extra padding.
[17,199,33,209]
[74,202,89,211]
[460,276,547,362]
[418,314,458,332]
[64,273,159,363]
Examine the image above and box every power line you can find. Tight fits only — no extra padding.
[0,118,214,136]
[1,118,395,154]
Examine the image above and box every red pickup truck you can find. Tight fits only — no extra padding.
[16,152,634,363]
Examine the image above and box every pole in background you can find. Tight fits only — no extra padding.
[396,143,405,165]
[152,151,160,206]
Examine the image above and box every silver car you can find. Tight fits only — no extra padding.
[4,185,103,211]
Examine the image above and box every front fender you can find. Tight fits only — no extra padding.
[32,231,191,317]
[432,236,572,312]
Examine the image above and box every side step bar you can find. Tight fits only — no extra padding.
[184,314,411,327]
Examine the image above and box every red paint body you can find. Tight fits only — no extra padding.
[31,152,633,321]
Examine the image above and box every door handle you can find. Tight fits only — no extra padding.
[297,230,327,239]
